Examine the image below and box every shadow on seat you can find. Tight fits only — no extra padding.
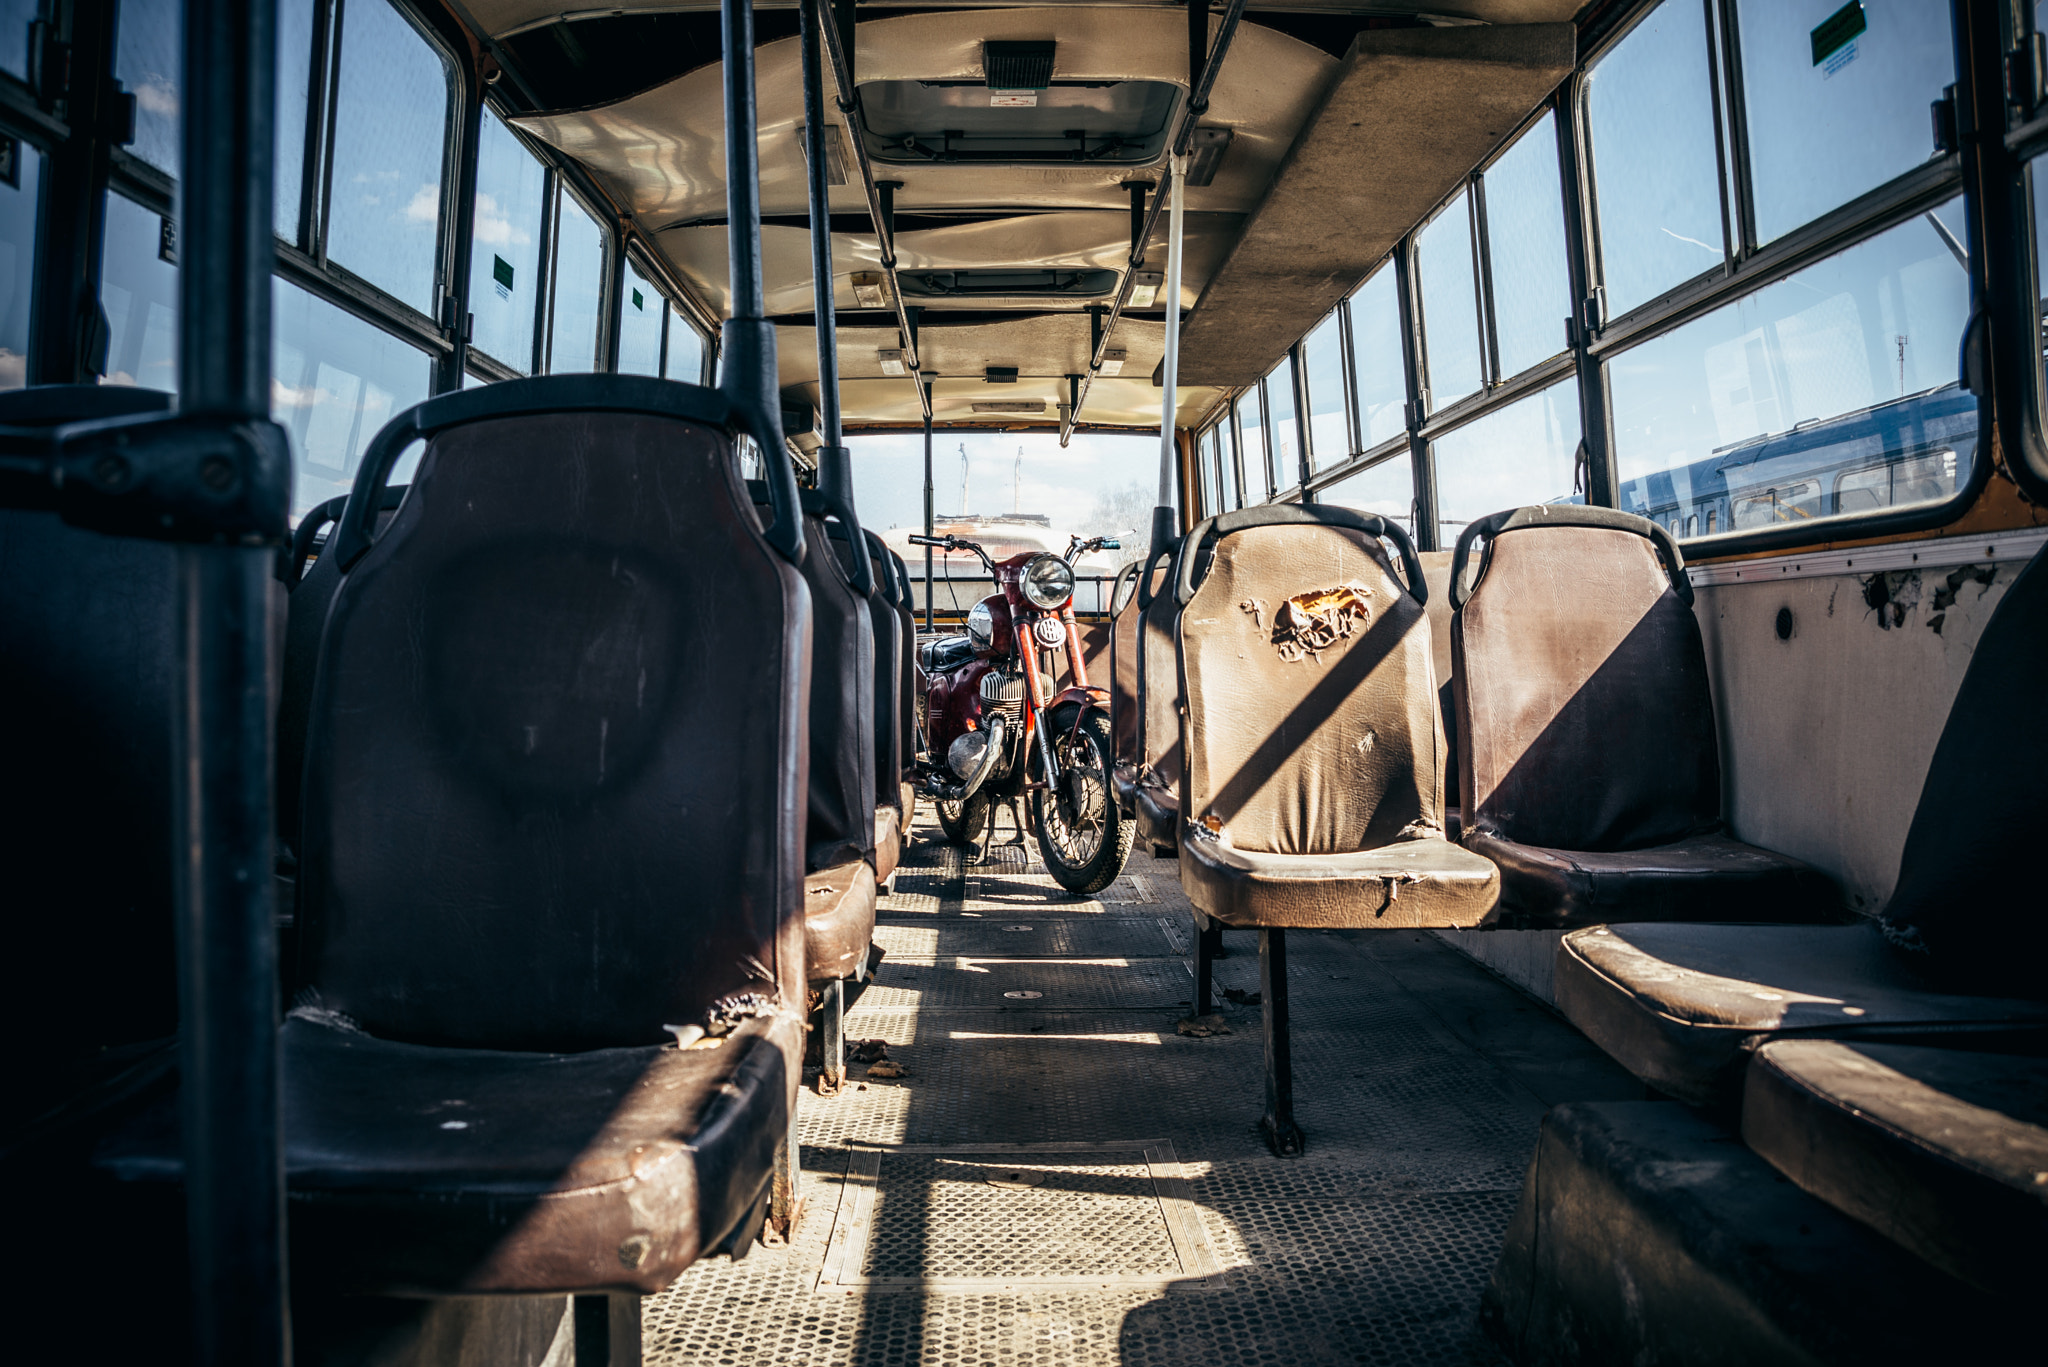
[1450,505,1835,928]
[93,376,812,1322]
[1172,505,1499,1155]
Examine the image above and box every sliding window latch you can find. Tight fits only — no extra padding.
[1931,86,1959,156]
[0,412,292,545]
[2007,35,2047,116]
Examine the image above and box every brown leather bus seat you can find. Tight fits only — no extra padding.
[1451,506,1831,927]
[1554,541,2048,1108]
[96,378,811,1294]
[1108,559,1146,807]
[1110,552,1181,852]
[0,386,180,1136]
[1173,507,1498,1154]
[1178,509,1498,928]
[794,497,877,988]
[1415,550,1460,842]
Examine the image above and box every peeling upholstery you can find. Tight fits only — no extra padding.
[1742,1040,2048,1297]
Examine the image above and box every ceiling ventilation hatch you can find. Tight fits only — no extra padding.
[899,268,1119,300]
[861,40,1181,167]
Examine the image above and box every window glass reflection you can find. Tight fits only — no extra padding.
[1609,198,1973,538]
[0,0,38,80]
[276,0,315,242]
[1236,392,1266,500]
[1432,379,1581,532]
[1215,414,1238,511]
[1300,311,1348,469]
[0,139,40,390]
[665,305,704,382]
[327,0,449,314]
[1484,113,1572,378]
[1349,264,1407,450]
[117,0,182,175]
[1736,0,1952,246]
[100,193,180,394]
[548,193,605,373]
[1584,0,1724,317]
[1317,454,1414,543]
[273,278,431,519]
[2034,156,2048,412]
[1199,427,1220,517]
[617,257,664,377]
[1416,192,1482,409]
[1264,360,1299,492]
[469,109,546,373]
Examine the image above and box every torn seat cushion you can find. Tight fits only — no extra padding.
[94,1013,798,1296]
[1742,1040,2048,1298]
[1181,831,1499,930]
[1467,828,1835,931]
[1555,923,2048,1108]
[804,859,878,984]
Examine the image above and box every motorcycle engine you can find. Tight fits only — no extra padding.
[978,670,1025,726]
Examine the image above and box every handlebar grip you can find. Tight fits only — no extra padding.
[907,534,941,546]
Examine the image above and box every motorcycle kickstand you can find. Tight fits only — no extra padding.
[1002,797,1029,847]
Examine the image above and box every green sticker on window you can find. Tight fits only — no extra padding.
[632,288,645,310]
[492,254,515,290]
[1810,1,1866,66]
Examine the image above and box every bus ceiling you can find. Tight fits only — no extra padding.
[470,4,1584,432]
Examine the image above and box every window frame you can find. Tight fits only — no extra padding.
[1992,0,2048,505]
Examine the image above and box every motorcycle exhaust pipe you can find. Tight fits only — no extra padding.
[926,714,1006,803]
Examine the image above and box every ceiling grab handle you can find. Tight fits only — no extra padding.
[720,0,803,566]
[1151,153,1185,557]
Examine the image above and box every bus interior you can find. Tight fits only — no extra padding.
[3,0,2045,1364]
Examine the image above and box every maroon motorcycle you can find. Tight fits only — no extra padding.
[909,532,1134,894]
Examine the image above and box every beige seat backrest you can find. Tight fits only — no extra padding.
[1451,507,1715,852]
[1179,511,1443,856]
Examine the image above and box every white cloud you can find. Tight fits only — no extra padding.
[135,78,178,118]
[404,183,439,224]
[471,192,531,248]
[272,377,336,410]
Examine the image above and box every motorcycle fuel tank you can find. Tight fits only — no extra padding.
[925,656,994,758]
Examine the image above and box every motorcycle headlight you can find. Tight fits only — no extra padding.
[1021,554,1075,610]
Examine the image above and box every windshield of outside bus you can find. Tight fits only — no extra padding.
[849,430,1163,615]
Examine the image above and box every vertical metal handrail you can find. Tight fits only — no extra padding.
[1151,155,1185,553]
[176,1,291,1364]
[720,0,802,563]
[802,0,853,509]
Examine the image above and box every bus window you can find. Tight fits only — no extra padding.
[1835,450,1957,516]
[1732,480,1822,529]
[2033,150,2048,417]
[1237,385,1267,500]
[276,0,315,240]
[273,279,431,520]
[1349,263,1407,450]
[0,0,33,80]
[469,109,547,374]
[1199,426,1221,518]
[1318,453,1414,543]
[1416,189,1482,409]
[1483,112,1571,379]
[1610,197,1973,537]
[1433,377,1580,531]
[326,0,452,316]
[1734,0,1956,247]
[1265,356,1300,492]
[547,192,605,373]
[116,0,182,176]
[1582,0,1723,317]
[100,193,179,394]
[665,305,704,383]
[0,138,40,390]
[617,258,664,377]
[1300,310,1347,471]
[1215,408,1239,511]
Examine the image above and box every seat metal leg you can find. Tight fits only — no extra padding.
[1194,914,1222,1016]
[574,1293,642,1367]
[818,976,846,1096]
[765,1108,803,1246]
[1259,928,1304,1157]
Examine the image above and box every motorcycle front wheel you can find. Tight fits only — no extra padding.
[1032,707,1134,896]
[935,791,990,846]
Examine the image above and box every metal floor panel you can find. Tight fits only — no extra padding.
[643,813,1638,1365]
